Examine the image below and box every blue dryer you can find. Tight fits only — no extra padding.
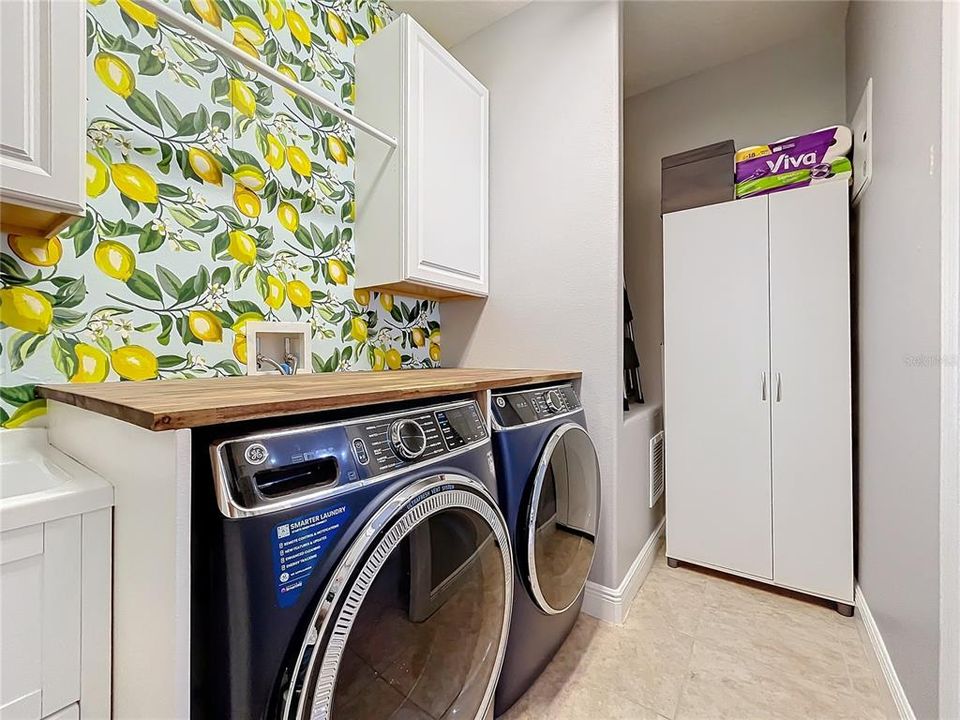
[489,383,601,716]
[191,398,514,720]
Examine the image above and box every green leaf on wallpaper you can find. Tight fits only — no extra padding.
[155,265,183,299]
[51,337,79,380]
[227,299,259,316]
[157,315,173,346]
[211,231,229,259]
[168,205,202,230]
[100,29,141,55]
[138,48,164,76]
[9,332,46,372]
[212,266,231,287]
[138,225,165,253]
[210,75,229,102]
[0,408,8,426]
[126,89,163,129]
[120,193,140,219]
[293,226,312,250]
[211,111,230,131]
[0,253,33,286]
[157,183,187,200]
[126,270,163,302]
[0,384,36,406]
[155,92,182,129]
[157,354,185,369]
[214,359,243,376]
[52,308,86,329]
[55,277,87,308]
[156,143,173,174]
[177,316,199,346]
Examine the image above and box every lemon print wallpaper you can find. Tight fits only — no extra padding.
[0,0,442,428]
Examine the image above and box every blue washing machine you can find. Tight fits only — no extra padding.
[489,383,601,716]
[191,398,514,720]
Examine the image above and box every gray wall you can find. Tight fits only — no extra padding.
[444,2,626,587]
[624,25,847,408]
[846,3,943,717]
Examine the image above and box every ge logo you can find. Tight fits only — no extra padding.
[279,572,290,583]
[245,443,268,465]
[495,397,506,408]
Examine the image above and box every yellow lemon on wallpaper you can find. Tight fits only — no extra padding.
[94,52,135,98]
[117,0,157,27]
[8,235,63,267]
[429,343,441,362]
[327,258,348,285]
[349,317,368,343]
[232,32,259,59]
[353,288,370,306]
[265,0,285,29]
[188,146,222,185]
[111,345,158,381]
[71,343,110,383]
[190,0,221,28]
[287,280,312,308]
[345,200,355,222]
[233,164,266,191]
[0,287,53,335]
[228,78,256,118]
[429,328,441,342]
[265,275,285,309]
[327,136,348,165]
[344,83,356,105]
[385,348,402,371]
[227,230,257,266]
[411,327,425,348]
[88,0,107,5]
[232,17,266,45]
[277,64,298,97]
[286,145,312,177]
[111,163,158,203]
[232,311,263,333]
[86,152,110,197]
[277,202,299,232]
[286,9,311,46]
[372,14,385,32]
[188,310,223,342]
[233,334,248,364]
[326,10,348,44]
[264,133,286,170]
[379,293,393,312]
[94,241,136,281]
[233,187,261,218]
[372,347,386,371]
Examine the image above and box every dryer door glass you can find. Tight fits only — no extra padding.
[525,424,601,614]
[286,476,512,720]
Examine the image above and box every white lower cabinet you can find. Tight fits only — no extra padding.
[663,181,853,605]
[0,510,112,720]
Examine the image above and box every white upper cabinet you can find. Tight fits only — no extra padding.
[0,0,86,237]
[355,14,489,299]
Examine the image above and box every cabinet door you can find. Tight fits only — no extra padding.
[404,20,488,296]
[769,182,853,602]
[0,0,85,221]
[663,197,773,579]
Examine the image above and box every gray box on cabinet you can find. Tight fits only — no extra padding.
[661,140,735,215]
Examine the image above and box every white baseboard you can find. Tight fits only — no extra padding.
[582,517,665,624]
[856,584,916,720]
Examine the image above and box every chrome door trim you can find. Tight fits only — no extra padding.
[283,474,513,720]
[525,422,601,615]
[210,399,487,518]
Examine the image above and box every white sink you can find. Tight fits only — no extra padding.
[0,429,113,531]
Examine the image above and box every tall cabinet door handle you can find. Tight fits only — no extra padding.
[776,372,782,402]
[761,371,767,401]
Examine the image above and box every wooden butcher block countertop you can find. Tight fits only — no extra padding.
[37,368,580,431]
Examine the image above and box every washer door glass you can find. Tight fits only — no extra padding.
[287,476,512,720]
[525,424,601,614]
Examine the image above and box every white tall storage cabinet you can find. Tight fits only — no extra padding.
[663,181,853,611]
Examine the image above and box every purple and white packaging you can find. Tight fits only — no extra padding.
[735,126,852,183]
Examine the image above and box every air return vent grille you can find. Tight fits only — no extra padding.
[649,430,665,508]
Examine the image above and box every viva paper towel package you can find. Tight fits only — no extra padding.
[735,126,853,199]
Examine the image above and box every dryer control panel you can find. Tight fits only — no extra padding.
[212,399,488,517]
[491,384,582,428]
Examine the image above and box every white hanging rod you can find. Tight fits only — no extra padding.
[135,0,398,148]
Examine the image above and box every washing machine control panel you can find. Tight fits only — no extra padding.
[491,384,581,427]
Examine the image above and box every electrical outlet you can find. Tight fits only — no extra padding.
[851,78,873,206]
[245,321,312,375]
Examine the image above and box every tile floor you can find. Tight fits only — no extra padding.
[502,547,897,720]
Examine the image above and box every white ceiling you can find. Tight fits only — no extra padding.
[390,0,530,47]
[623,1,848,97]
[392,0,847,98]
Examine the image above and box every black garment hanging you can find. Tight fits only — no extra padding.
[624,286,645,409]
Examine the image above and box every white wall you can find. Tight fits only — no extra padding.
[846,3,943,717]
[624,25,847,408]
[443,1,625,587]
